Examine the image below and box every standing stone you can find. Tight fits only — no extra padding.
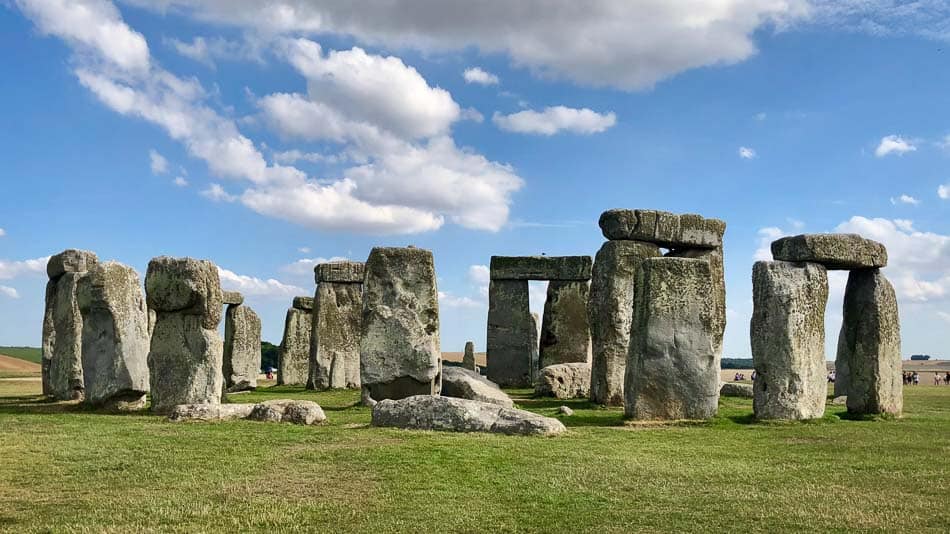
[360,247,441,401]
[539,280,591,368]
[278,298,312,386]
[486,279,534,387]
[751,261,828,421]
[42,249,98,401]
[529,312,541,384]
[589,240,661,406]
[462,341,477,371]
[223,302,261,392]
[667,246,726,357]
[834,354,849,398]
[76,261,150,410]
[624,257,720,420]
[145,257,223,414]
[837,269,902,415]
[310,266,363,390]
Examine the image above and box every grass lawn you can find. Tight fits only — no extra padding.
[1,380,949,533]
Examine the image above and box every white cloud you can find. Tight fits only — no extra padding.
[739,146,757,159]
[166,35,264,67]
[875,134,916,157]
[463,67,499,85]
[149,149,169,174]
[0,286,20,299]
[890,194,920,206]
[939,184,950,200]
[201,183,237,202]
[753,226,787,261]
[754,112,767,121]
[808,1,950,42]
[281,256,348,277]
[272,149,342,165]
[173,176,189,187]
[438,291,481,308]
[297,247,311,254]
[0,228,5,237]
[938,311,950,325]
[492,106,616,135]
[217,266,306,298]
[468,264,490,286]
[0,256,49,280]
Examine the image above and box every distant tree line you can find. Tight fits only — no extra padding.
[721,358,754,369]
[261,341,279,371]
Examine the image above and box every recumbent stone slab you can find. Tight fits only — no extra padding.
[599,209,725,249]
[371,395,566,436]
[309,280,362,390]
[490,256,592,281]
[770,234,887,270]
[441,367,514,408]
[539,280,592,368]
[223,303,262,392]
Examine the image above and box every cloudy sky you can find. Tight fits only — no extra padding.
[2,0,949,359]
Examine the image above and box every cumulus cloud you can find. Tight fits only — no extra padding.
[939,184,950,200]
[753,226,787,261]
[0,286,20,299]
[173,176,188,187]
[166,35,264,67]
[463,67,499,85]
[0,256,49,280]
[492,106,616,135]
[739,146,757,159]
[149,149,168,174]
[875,134,916,157]
[217,266,306,297]
[890,194,920,206]
[438,291,481,308]
[201,183,237,202]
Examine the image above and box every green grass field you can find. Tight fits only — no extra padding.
[1,380,949,533]
[0,346,42,364]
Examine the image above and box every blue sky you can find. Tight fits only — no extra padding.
[1,1,949,359]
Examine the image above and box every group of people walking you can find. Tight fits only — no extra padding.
[902,371,950,386]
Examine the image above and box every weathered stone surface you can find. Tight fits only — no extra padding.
[489,256,592,281]
[292,296,314,311]
[486,280,534,387]
[667,246,726,358]
[45,273,87,400]
[47,249,98,279]
[147,308,156,340]
[145,257,222,330]
[315,261,365,283]
[168,403,255,422]
[624,257,720,420]
[836,269,902,415]
[751,261,828,421]
[278,307,311,386]
[76,261,150,410]
[371,395,566,436]
[589,240,661,406]
[223,304,261,392]
[441,367,514,407]
[832,395,847,405]
[530,312,541,383]
[834,352,850,398]
[360,247,441,401]
[248,399,327,425]
[558,405,574,416]
[539,280,591,368]
[770,234,887,270]
[309,281,362,390]
[462,341,477,371]
[599,209,725,249]
[536,362,591,399]
[720,382,754,398]
[222,291,244,306]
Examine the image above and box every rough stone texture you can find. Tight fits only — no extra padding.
[489,256,592,281]
[168,403,256,422]
[292,296,314,311]
[486,280,534,387]
[278,307,311,386]
[441,367,514,407]
[536,362,591,399]
[588,240,661,406]
[371,395,566,436]
[145,257,224,414]
[667,246,726,358]
[771,234,887,270]
[751,261,828,421]
[530,312,541,383]
[720,382,754,398]
[248,399,327,425]
[223,304,261,392]
[316,261,365,283]
[46,249,98,279]
[832,395,848,405]
[147,308,156,340]
[539,280,592,368]
[599,209,725,249]
[222,291,244,306]
[834,352,850,398]
[558,406,574,416]
[309,281,362,390]
[76,261,150,410]
[360,247,441,401]
[624,257,720,420]
[462,341,477,371]
[836,269,902,415]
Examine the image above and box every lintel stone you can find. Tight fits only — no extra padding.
[489,256,592,281]
[771,233,887,270]
[598,209,725,248]
[315,261,365,284]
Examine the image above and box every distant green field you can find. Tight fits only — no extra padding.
[0,346,41,364]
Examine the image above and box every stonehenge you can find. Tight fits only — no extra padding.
[360,247,441,402]
[539,280,592,368]
[76,261,150,410]
[278,296,312,386]
[309,261,364,390]
[223,292,262,392]
[145,256,224,414]
[42,249,99,401]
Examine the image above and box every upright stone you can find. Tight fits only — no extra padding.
[667,246,727,357]
[486,279,533,387]
[360,247,441,401]
[310,261,364,390]
[624,257,720,420]
[539,280,591,368]
[278,297,312,386]
[751,261,828,420]
[589,240,661,406]
[462,341,477,371]
[837,269,902,415]
[42,249,98,401]
[76,261,150,410]
[529,312,541,383]
[223,302,261,392]
[145,257,224,414]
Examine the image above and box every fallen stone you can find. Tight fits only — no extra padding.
[315,261,365,283]
[222,291,244,306]
[588,240,661,406]
[539,280,592,368]
[360,247,441,400]
[624,257,720,420]
[248,399,327,425]
[598,209,725,249]
[441,367,514,408]
[168,403,256,422]
[720,382,754,398]
[751,261,828,421]
[836,269,902,416]
[489,256,592,281]
[223,304,262,392]
[462,341,477,371]
[76,261,150,410]
[371,395,566,436]
[770,234,887,270]
[558,405,574,416]
[486,279,534,387]
[536,362,591,399]
[292,296,314,311]
[278,306,311,386]
[309,280,362,390]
